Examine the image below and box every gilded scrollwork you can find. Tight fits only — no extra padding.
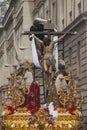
[2,61,32,110]
[1,62,84,130]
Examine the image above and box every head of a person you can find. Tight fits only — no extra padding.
[43,36,51,46]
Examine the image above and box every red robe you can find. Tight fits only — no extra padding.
[25,81,40,114]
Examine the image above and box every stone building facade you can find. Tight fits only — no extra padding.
[0,0,33,116]
[32,0,86,31]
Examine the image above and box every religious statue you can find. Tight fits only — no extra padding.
[32,34,66,87]
[24,81,40,114]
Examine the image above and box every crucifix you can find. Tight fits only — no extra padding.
[22,19,77,61]
[21,19,77,101]
[23,21,76,74]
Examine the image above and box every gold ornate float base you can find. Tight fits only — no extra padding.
[3,107,31,130]
[3,107,82,130]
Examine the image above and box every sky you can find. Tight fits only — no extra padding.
[0,0,4,2]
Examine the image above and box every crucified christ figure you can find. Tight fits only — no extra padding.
[32,34,66,87]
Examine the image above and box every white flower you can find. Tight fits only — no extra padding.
[48,102,58,119]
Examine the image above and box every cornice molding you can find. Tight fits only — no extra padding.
[63,12,87,32]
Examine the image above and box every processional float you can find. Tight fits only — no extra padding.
[1,61,84,130]
[1,20,85,130]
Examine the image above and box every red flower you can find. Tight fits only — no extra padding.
[67,106,77,115]
[7,106,15,114]
[44,108,49,113]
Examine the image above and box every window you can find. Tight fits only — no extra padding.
[52,2,56,23]
[78,2,81,14]
[46,9,48,20]
[77,41,81,75]
[69,47,72,65]
[62,19,64,29]
[69,11,72,22]
[0,54,4,67]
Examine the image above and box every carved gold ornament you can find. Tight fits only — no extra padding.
[1,64,84,130]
